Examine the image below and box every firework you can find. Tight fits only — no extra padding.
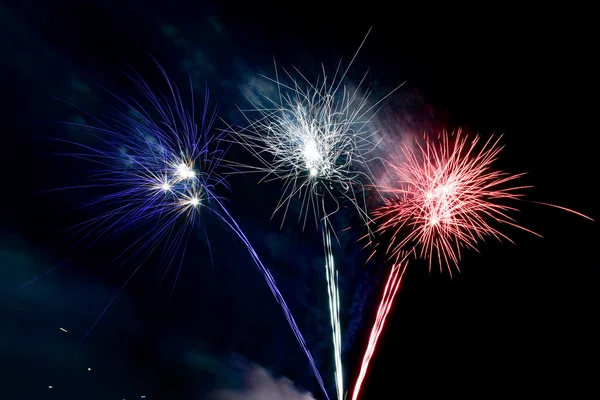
[49,61,328,396]
[227,29,403,400]
[372,129,541,274]
[58,65,223,266]
[229,58,381,230]
[350,129,593,400]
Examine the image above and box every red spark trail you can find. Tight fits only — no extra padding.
[351,256,409,400]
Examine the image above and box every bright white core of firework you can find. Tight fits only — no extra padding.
[176,163,195,180]
[303,139,322,177]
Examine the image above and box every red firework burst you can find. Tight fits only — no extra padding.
[372,129,541,274]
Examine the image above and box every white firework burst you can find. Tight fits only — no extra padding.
[229,31,400,231]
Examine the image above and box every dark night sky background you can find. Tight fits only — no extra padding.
[1,1,598,399]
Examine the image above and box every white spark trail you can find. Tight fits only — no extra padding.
[323,217,343,400]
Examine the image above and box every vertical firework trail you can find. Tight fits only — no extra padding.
[323,216,343,400]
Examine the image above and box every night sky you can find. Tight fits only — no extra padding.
[1,1,597,399]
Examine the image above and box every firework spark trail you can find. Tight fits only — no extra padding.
[213,197,329,399]
[350,257,408,400]
[323,218,343,400]
[40,62,330,397]
[228,30,403,400]
[350,129,593,399]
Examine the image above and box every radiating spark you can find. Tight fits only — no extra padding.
[46,61,328,398]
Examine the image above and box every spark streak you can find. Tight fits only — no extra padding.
[351,257,408,400]
[323,220,343,400]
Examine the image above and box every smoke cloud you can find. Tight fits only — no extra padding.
[210,365,315,400]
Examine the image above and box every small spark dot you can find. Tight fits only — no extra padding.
[88,367,91,371]
[48,386,53,389]
[59,327,67,332]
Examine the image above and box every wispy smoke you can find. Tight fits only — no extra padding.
[210,365,315,400]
